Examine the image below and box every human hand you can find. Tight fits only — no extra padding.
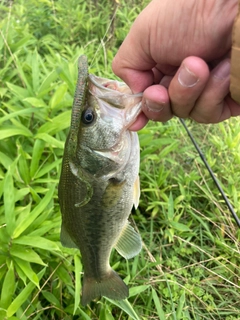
[112,0,240,130]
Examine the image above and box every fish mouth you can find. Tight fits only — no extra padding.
[89,74,139,98]
[88,75,142,163]
[89,74,143,128]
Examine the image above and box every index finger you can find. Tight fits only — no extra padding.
[112,36,156,93]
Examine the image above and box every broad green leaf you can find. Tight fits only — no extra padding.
[0,88,7,98]
[13,57,33,94]
[56,264,73,287]
[4,169,15,236]
[14,262,27,285]
[10,245,46,266]
[10,35,32,52]
[6,82,30,99]
[15,203,32,230]
[28,219,60,237]
[0,311,7,319]
[32,49,40,93]
[9,116,33,131]
[29,186,42,203]
[7,268,46,317]
[13,236,60,251]
[23,97,47,108]
[14,258,39,288]
[18,152,30,185]
[0,263,7,282]
[0,152,13,169]
[0,262,15,309]
[78,309,92,320]
[38,70,58,97]
[167,192,174,221]
[58,64,75,94]
[0,126,33,140]
[13,184,55,238]
[30,139,45,179]
[139,135,153,147]
[42,291,61,308]
[0,180,3,199]
[35,133,64,149]
[74,254,82,315]
[0,107,36,125]
[170,221,191,232]
[37,110,71,135]
[34,158,62,179]
[15,188,30,202]
[129,285,149,297]
[99,307,115,320]
[105,298,141,320]
[49,83,68,109]
[152,289,166,320]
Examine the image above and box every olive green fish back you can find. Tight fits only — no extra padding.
[68,55,88,155]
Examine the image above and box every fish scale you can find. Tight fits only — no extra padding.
[58,55,143,306]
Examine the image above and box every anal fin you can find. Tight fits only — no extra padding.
[114,223,142,259]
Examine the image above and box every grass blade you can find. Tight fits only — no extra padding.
[0,127,33,140]
[0,262,15,309]
[13,236,60,251]
[152,289,166,320]
[10,245,46,266]
[4,168,15,236]
[105,298,141,320]
[14,258,39,288]
[176,291,186,318]
[7,268,46,317]
[74,254,82,315]
[13,184,55,238]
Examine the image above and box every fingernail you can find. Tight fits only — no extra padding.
[144,99,164,113]
[213,60,230,80]
[178,65,199,87]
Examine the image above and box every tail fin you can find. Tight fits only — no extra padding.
[81,269,129,306]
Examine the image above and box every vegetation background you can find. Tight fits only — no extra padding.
[0,0,239,319]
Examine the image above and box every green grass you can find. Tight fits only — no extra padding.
[0,0,239,319]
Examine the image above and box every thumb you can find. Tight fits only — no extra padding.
[112,58,154,93]
[112,3,157,93]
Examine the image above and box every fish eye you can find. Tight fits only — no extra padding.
[82,109,95,125]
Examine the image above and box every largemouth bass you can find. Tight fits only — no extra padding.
[58,55,143,306]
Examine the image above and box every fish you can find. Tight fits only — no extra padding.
[58,55,143,306]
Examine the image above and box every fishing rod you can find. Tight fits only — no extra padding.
[180,118,240,228]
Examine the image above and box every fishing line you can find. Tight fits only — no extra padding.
[180,118,240,228]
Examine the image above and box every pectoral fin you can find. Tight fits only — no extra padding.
[114,223,142,259]
[60,224,78,249]
[69,161,93,207]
